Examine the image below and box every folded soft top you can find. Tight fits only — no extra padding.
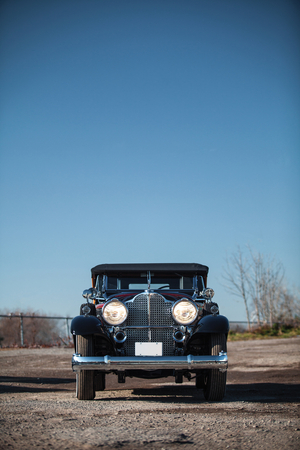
[91,263,209,277]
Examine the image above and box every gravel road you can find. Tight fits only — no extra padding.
[0,338,299,449]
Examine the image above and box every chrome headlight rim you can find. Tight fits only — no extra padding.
[172,298,198,325]
[102,299,128,325]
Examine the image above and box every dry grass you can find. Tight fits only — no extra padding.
[228,324,300,341]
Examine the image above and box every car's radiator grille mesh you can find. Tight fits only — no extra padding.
[124,293,174,356]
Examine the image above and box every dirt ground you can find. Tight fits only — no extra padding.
[0,337,299,449]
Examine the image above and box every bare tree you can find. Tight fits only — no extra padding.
[223,246,251,329]
[247,251,284,327]
[277,287,300,324]
[223,246,298,328]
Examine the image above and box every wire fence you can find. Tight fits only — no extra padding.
[0,313,266,348]
[0,314,73,347]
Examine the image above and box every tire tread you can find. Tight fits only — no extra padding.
[76,335,95,400]
[203,333,227,401]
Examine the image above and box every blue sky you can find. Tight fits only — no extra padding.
[0,0,299,321]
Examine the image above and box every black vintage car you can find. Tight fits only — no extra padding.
[71,263,229,401]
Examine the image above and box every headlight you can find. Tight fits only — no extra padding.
[81,305,91,316]
[210,304,219,315]
[172,299,198,325]
[203,288,215,299]
[102,299,128,325]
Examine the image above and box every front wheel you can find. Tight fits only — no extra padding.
[203,333,227,401]
[76,335,95,400]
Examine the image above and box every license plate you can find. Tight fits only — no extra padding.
[135,342,163,356]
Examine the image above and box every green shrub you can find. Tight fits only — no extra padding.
[280,324,293,333]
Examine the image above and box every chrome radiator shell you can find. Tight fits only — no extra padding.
[123,292,175,356]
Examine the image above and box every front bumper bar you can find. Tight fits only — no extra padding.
[72,352,228,372]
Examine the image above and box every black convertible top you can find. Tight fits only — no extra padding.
[91,263,209,277]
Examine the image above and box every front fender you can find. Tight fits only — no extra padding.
[193,314,230,334]
[71,315,103,336]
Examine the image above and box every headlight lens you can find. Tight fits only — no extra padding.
[102,299,128,325]
[172,299,198,325]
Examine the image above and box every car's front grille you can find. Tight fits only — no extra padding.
[124,293,175,356]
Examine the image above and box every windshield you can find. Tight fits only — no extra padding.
[106,275,194,290]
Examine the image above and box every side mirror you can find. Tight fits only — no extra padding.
[82,288,98,300]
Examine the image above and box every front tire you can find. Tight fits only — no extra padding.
[76,335,95,400]
[203,333,227,401]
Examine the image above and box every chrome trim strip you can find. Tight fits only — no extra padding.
[72,352,228,372]
[122,326,175,329]
[148,291,151,342]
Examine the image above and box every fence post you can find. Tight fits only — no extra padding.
[19,313,24,347]
[66,318,70,337]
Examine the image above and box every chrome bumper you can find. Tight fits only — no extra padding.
[72,352,228,372]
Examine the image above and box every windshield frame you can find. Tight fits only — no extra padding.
[99,272,204,294]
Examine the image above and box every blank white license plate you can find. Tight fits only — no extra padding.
[135,342,163,356]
